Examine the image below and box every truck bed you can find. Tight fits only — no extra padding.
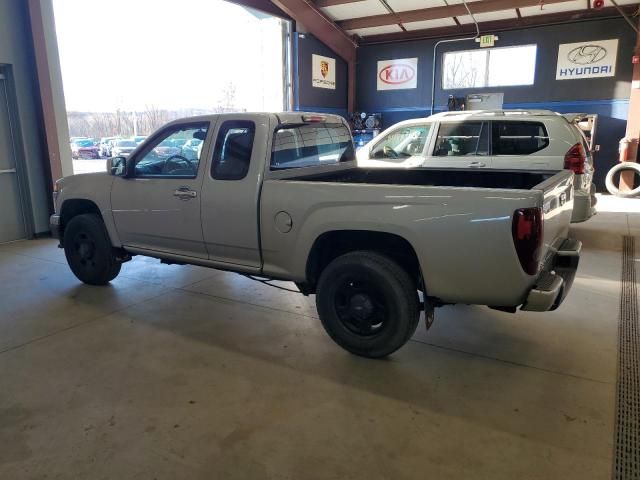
[289,167,555,190]
[260,168,574,306]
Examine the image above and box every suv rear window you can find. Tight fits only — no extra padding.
[492,121,549,155]
[271,123,354,170]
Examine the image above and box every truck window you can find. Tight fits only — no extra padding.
[133,123,209,178]
[371,125,430,160]
[211,120,256,180]
[492,121,549,155]
[271,123,354,170]
[433,122,488,157]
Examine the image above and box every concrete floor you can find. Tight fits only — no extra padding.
[0,195,638,480]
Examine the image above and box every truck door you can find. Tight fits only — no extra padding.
[110,121,212,258]
[200,114,266,270]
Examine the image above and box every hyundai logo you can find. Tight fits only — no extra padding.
[567,45,607,65]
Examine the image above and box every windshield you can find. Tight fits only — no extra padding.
[271,123,354,170]
[75,139,94,147]
[117,140,136,147]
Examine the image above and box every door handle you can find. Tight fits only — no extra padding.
[173,187,197,200]
[468,162,486,168]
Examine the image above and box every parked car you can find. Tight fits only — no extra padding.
[50,112,580,358]
[111,139,137,157]
[98,137,116,158]
[152,139,181,158]
[70,139,100,159]
[356,109,596,223]
[133,136,147,145]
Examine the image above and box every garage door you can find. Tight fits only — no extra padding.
[0,74,26,243]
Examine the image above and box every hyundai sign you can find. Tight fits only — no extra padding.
[376,58,418,90]
[556,39,618,80]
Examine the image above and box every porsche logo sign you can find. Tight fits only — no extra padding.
[377,58,418,90]
[312,54,336,89]
[320,61,329,78]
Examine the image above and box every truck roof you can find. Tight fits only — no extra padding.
[161,112,347,128]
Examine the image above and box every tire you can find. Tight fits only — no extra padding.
[316,251,420,358]
[63,213,121,285]
[605,163,640,198]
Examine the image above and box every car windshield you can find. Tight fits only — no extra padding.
[75,140,94,147]
[271,123,354,170]
[117,140,136,147]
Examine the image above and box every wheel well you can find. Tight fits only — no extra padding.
[305,230,422,293]
[59,199,102,241]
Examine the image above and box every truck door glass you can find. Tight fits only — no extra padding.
[371,125,430,160]
[492,121,549,156]
[271,123,354,170]
[433,121,487,157]
[134,123,209,178]
[211,120,256,180]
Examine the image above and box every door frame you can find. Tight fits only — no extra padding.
[0,64,35,239]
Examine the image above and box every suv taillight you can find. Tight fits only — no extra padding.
[512,207,543,275]
[564,143,586,175]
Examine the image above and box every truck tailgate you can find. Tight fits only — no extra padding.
[534,170,574,262]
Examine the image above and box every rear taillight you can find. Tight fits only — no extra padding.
[564,143,586,174]
[512,207,543,275]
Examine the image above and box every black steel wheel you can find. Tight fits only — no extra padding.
[316,251,420,358]
[63,213,121,285]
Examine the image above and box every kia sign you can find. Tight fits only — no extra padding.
[312,54,336,90]
[556,39,618,80]
[377,58,418,91]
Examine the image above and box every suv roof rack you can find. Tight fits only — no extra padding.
[430,109,558,119]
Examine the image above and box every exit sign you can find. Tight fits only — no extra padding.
[479,34,496,48]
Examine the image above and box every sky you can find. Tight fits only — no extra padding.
[53,0,285,112]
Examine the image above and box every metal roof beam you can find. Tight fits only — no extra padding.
[314,0,366,7]
[337,0,578,30]
[270,0,357,61]
[358,4,638,44]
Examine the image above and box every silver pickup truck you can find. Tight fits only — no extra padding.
[51,112,581,358]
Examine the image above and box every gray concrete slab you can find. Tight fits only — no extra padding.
[0,200,631,479]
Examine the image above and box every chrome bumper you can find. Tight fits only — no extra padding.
[521,238,581,312]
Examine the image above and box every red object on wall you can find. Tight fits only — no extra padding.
[633,55,640,65]
[592,0,605,9]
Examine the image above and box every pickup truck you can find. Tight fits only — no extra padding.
[50,112,581,358]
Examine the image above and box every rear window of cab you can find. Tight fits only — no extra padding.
[271,123,355,170]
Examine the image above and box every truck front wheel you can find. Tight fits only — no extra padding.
[63,214,121,285]
[316,251,420,358]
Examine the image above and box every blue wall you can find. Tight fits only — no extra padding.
[356,18,636,189]
[293,33,348,118]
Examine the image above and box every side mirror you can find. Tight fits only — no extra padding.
[107,156,128,176]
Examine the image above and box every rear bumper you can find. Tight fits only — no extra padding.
[571,183,597,223]
[521,238,581,312]
[50,214,61,241]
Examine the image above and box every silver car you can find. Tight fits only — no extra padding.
[357,109,596,223]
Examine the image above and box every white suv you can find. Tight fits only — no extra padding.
[357,110,596,222]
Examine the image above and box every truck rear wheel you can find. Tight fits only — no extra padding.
[63,214,121,285]
[316,251,420,358]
